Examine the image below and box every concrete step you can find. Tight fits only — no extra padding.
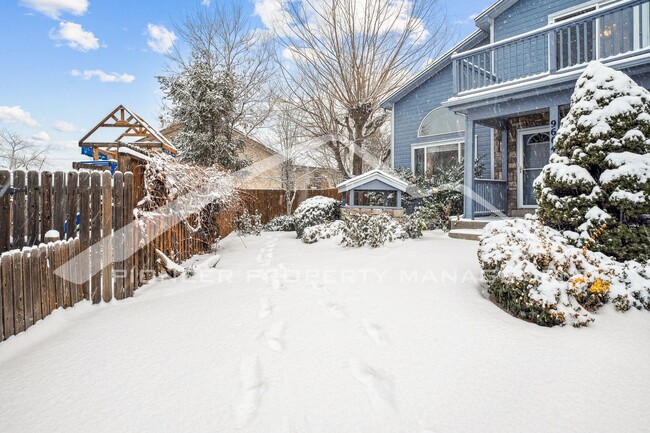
[449,219,490,230]
[448,228,484,241]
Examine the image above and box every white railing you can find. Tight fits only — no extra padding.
[453,0,650,93]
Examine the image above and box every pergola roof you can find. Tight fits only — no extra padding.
[79,104,177,155]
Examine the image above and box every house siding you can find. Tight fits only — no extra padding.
[392,64,493,178]
[493,0,588,41]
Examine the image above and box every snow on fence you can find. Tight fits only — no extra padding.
[0,167,340,342]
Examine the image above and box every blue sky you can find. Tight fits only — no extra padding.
[0,0,492,170]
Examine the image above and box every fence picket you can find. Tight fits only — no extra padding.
[40,172,53,245]
[0,170,10,253]
[67,171,79,240]
[12,249,25,333]
[113,172,125,300]
[124,172,134,298]
[13,170,26,250]
[23,249,33,329]
[1,254,13,339]
[27,171,40,245]
[30,247,42,323]
[90,172,102,304]
[78,171,90,300]
[101,172,113,302]
[53,171,65,239]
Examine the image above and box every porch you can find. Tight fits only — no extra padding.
[463,110,562,219]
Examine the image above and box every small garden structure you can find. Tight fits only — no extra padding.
[337,169,408,220]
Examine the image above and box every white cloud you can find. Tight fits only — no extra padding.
[32,131,50,142]
[146,24,176,54]
[254,0,290,34]
[70,69,136,83]
[21,0,88,19]
[201,0,210,5]
[53,120,79,132]
[0,106,38,126]
[50,21,99,51]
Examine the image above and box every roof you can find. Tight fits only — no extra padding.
[79,105,177,155]
[473,0,519,30]
[380,29,488,108]
[337,169,409,193]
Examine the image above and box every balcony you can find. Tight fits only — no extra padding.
[452,0,650,94]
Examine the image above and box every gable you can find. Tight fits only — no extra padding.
[491,0,590,41]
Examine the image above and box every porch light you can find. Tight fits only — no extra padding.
[602,26,613,38]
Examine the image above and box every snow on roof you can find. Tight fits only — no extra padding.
[118,145,152,162]
[337,169,408,192]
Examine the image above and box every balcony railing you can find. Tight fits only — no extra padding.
[453,0,650,94]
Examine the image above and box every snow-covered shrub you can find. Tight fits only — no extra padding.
[401,211,426,239]
[302,220,344,244]
[264,215,295,232]
[535,62,650,261]
[235,209,262,236]
[395,166,463,231]
[293,196,341,238]
[478,218,650,327]
[340,213,405,248]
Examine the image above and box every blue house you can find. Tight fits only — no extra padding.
[383,0,650,219]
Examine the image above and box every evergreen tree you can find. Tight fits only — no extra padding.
[535,62,650,261]
[158,51,249,170]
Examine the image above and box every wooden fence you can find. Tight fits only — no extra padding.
[0,168,340,342]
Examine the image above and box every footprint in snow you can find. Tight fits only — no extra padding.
[360,319,389,346]
[316,299,347,319]
[266,320,285,352]
[235,355,266,427]
[258,297,273,319]
[349,358,396,412]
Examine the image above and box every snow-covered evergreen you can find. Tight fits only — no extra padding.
[293,196,341,238]
[535,62,650,261]
[159,51,250,170]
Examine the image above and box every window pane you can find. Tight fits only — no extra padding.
[356,190,397,207]
[419,108,466,137]
[426,143,462,177]
[414,148,425,175]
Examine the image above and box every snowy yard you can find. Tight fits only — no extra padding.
[0,231,649,433]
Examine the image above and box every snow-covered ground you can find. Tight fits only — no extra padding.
[1,231,649,433]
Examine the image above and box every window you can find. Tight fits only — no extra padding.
[413,141,464,178]
[356,190,397,207]
[418,107,466,138]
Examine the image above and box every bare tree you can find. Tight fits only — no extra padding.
[165,2,276,136]
[0,129,47,170]
[276,0,449,177]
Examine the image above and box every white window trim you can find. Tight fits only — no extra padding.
[516,126,550,209]
[411,139,464,175]
[548,0,615,24]
[417,107,467,138]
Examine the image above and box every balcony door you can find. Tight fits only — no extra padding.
[517,127,550,208]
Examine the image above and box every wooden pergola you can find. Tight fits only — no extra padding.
[78,104,177,161]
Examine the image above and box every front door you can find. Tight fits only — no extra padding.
[517,127,550,208]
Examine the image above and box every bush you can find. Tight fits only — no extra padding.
[235,209,262,236]
[478,218,650,327]
[302,220,344,244]
[394,166,463,231]
[264,215,295,232]
[535,62,650,261]
[339,213,424,248]
[293,196,341,238]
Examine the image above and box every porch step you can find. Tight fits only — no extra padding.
[448,228,484,241]
[449,218,490,230]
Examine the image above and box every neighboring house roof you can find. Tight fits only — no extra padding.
[337,169,408,193]
[473,0,519,31]
[158,123,278,161]
[380,29,488,108]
